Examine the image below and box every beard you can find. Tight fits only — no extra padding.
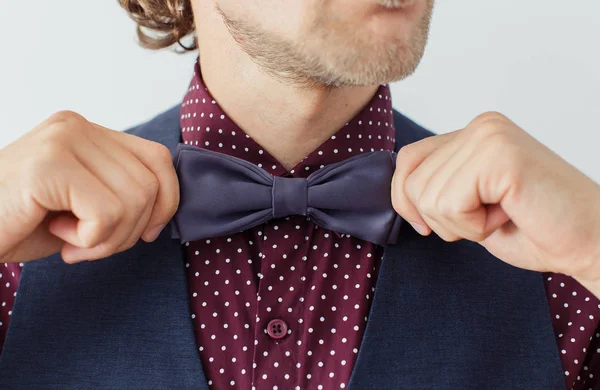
[216,0,434,88]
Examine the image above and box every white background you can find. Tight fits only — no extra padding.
[0,0,598,181]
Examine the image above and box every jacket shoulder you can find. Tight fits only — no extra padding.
[123,105,181,140]
[392,110,435,151]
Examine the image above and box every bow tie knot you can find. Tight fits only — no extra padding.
[273,177,308,219]
[169,144,402,246]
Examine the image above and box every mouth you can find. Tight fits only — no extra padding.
[375,0,417,9]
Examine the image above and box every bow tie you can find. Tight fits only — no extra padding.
[169,143,402,246]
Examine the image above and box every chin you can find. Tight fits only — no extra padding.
[316,43,422,87]
[333,30,427,86]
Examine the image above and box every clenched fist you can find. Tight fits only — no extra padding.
[0,111,180,264]
[392,111,600,296]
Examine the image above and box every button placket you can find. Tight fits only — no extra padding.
[252,218,307,388]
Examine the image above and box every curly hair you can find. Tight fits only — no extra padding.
[118,0,196,51]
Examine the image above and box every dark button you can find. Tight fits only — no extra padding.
[267,319,288,340]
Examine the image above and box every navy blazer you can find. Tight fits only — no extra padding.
[0,106,565,389]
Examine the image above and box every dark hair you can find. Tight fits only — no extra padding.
[118,0,196,51]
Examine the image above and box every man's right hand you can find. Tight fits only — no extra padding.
[0,111,180,264]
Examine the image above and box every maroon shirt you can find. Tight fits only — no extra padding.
[1,59,599,389]
[178,61,395,389]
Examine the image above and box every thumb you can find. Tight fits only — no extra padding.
[480,220,547,273]
[0,195,63,263]
[483,204,511,236]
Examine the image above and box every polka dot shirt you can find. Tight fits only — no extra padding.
[179,59,395,389]
[544,272,600,389]
[0,262,21,351]
[0,58,598,390]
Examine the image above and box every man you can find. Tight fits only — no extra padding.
[0,0,599,388]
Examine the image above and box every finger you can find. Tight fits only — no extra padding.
[407,130,505,242]
[401,132,462,237]
[483,204,510,235]
[101,126,180,241]
[59,138,149,262]
[51,210,153,261]
[392,133,454,234]
[392,172,430,234]
[480,220,550,273]
[87,129,160,247]
[436,152,511,242]
[2,211,66,263]
[35,154,122,251]
[420,214,462,242]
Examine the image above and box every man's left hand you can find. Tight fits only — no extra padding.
[392,111,600,294]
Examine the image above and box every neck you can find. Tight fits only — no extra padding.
[195,6,379,171]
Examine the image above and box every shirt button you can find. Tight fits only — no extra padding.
[267,319,288,340]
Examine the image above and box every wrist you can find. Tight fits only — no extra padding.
[573,246,600,299]
[574,197,600,298]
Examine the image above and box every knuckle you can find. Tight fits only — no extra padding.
[141,174,160,198]
[438,199,457,220]
[38,112,86,146]
[133,171,160,211]
[419,206,436,222]
[46,110,86,130]
[131,185,152,212]
[396,144,417,163]
[98,199,124,230]
[477,126,521,166]
[471,111,508,127]
[475,123,506,141]
[153,142,173,165]
[418,196,436,219]
[469,112,523,145]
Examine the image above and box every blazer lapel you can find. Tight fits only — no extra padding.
[0,107,209,389]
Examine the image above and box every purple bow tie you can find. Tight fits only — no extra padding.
[169,143,402,246]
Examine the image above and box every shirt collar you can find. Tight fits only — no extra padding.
[180,58,396,179]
